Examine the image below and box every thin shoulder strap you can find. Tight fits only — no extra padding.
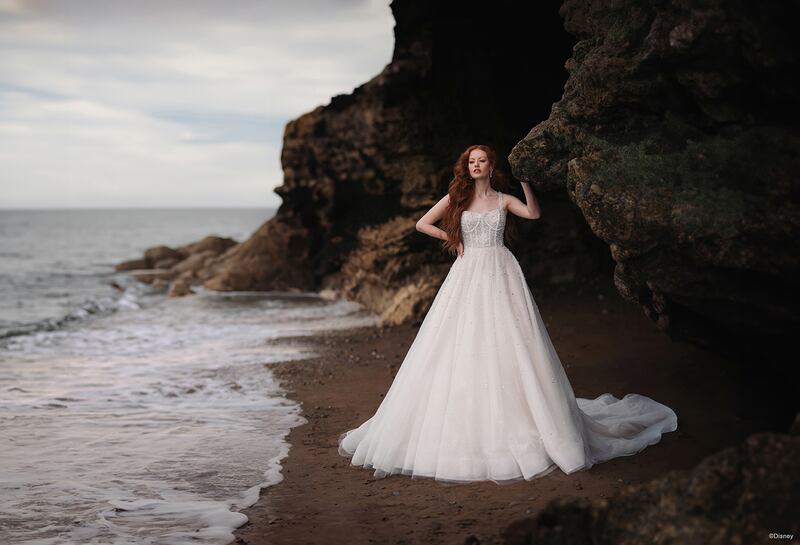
[499,191,504,210]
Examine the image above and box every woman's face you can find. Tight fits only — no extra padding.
[468,149,491,181]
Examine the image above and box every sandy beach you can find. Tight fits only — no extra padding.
[234,277,773,545]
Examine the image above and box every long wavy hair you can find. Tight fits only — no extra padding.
[441,144,518,256]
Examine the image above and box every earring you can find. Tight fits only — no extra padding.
[490,169,494,179]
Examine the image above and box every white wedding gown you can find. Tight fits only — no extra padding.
[338,192,678,484]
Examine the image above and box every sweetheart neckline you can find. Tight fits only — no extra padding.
[462,206,504,216]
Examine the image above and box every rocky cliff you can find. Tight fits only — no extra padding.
[205,0,798,358]
[128,0,798,360]
[201,0,610,326]
[509,0,800,355]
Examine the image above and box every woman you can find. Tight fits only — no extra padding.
[338,144,678,484]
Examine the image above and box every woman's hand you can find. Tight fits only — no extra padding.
[457,241,464,257]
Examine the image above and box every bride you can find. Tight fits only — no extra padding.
[337,144,678,484]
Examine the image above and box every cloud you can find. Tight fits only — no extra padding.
[0,0,394,208]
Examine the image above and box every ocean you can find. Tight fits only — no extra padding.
[0,209,378,544]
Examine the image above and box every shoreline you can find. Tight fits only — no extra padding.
[234,279,772,545]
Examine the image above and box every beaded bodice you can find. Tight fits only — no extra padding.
[460,192,506,248]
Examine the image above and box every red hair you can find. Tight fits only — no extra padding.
[440,144,518,255]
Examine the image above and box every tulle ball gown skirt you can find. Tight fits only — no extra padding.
[338,214,677,484]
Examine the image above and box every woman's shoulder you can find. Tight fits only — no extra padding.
[500,191,515,205]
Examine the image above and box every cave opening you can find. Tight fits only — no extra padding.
[406,0,616,282]
[427,0,576,171]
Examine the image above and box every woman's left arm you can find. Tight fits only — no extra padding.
[506,181,541,219]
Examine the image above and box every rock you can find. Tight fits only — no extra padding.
[501,432,800,545]
[143,245,185,266]
[114,258,148,272]
[115,235,239,293]
[203,217,316,292]
[172,250,218,276]
[332,216,450,326]
[168,270,196,297]
[509,0,800,353]
[177,235,238,256]
[130,269,176,284]
[153,257,181,269]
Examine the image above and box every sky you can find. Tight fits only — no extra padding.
[0,0,395,209]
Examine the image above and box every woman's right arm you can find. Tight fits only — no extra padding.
[415,194,451,240]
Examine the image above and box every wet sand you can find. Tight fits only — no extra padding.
[234,279,771,545]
